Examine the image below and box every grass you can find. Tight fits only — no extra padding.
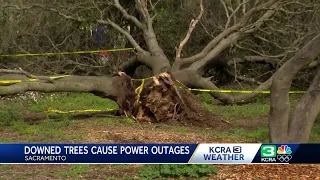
[198,92,320,143]
[1,92,320,143]
[57,165,89,178]
[0,91,320,178]
[27,93,118,112]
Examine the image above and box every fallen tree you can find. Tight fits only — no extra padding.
[0,70,227,128]
[3,0,317,104]
[2,0,320,143]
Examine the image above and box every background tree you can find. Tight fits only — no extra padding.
[269,33,320,143]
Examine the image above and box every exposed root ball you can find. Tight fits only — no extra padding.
[132,72,227,128]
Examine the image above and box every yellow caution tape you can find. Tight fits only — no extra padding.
[0,75,71,84]
[175,79,189,89]
[0,48,135,57]
[187,88,306,94]
[0,72,305,94]
[136,79,145,103]
[46,108,116,114]
[132,76,306,94]
[131,77,153,81]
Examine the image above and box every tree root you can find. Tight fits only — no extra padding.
[130,72,228,128]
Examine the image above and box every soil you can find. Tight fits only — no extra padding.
[131,72,229,129]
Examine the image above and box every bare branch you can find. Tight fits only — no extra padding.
[149,0,162,10]
[235,44,293,58]
[220,0,230,27]
[114,0,144,30]
[226,69,262,85]
[227,56,277,66]
[1,4,83,22]
[307,61,320,69]
[176,0,204,61]
[92,0,104,20]
[183,1,280,72]
[97,19,145,53]
[179,0,279,65]
[224,0,250,29]
[135,0,152,27]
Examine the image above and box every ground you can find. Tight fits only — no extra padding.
[0,92,320,179]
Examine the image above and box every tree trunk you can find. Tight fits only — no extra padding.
[288,67,320,142]
[269,33,320,143]
[0,74,136,114]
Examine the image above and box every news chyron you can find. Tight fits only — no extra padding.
[0,143,302,164]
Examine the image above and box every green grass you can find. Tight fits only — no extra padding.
[228,127,269,142]
[27,93,118,112]
[199,93,270,120]
[176,127,188,134]
[9,119,72,142]
[310,123,320,142]
[198,92,320,142]
[1,116,136,143]
[1,91,320,144]
[204,102,269,121]
[56,165,89,178]
[0,92,121,142]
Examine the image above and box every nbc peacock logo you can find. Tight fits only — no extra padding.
[276,145,292,163]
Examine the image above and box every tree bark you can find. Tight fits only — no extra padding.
[288,67,320,142]
[0,76,116,97]
[0,74,136,114]
[269,33,320,143]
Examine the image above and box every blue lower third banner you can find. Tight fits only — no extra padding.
[0,143,318,164]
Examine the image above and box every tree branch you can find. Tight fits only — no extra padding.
[186,1,280,71]
[223,0,250,29]
[1,4,83,22]
[113,0,144,30]
[227,56,277,66]
[2,3,145,53]
[175,0,204,61]
[172,69,272,104]
[226,69,262,85]
[198,75,273,104]
[97,19,145,53]
[135,0,152,28]
[178,0,279,66]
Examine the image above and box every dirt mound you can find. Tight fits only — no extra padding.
[131,72,228,129]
